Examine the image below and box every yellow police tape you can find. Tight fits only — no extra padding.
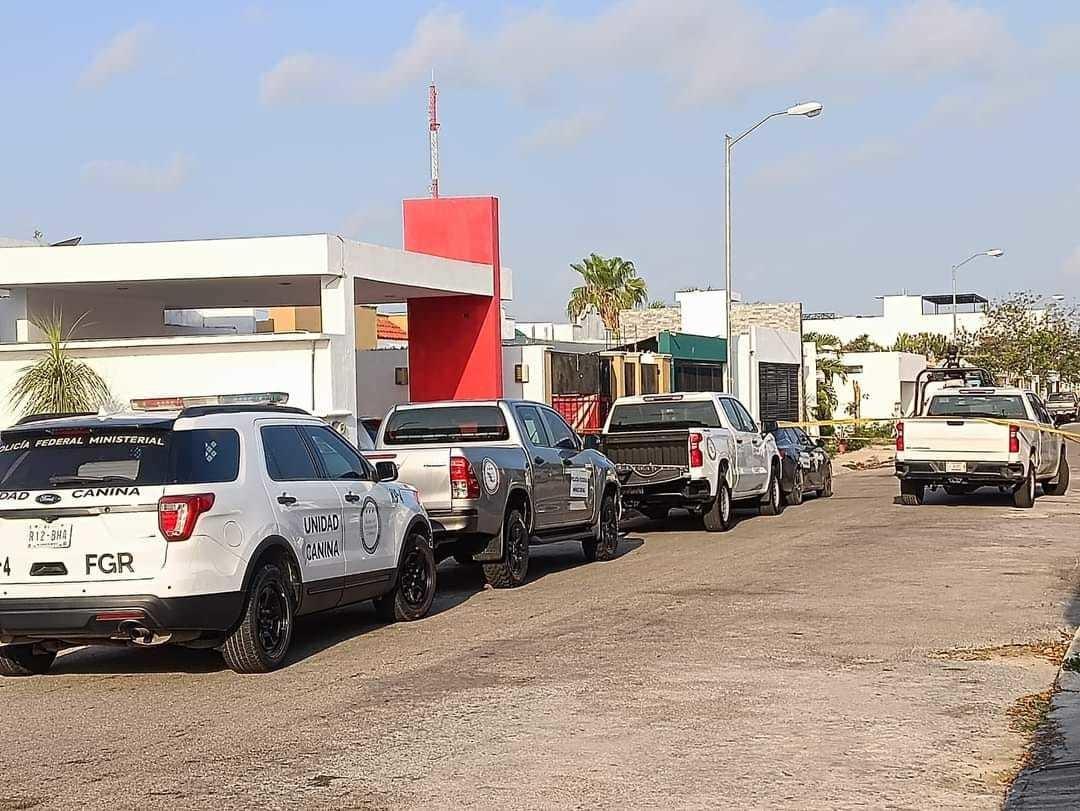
[777,416,1080,444]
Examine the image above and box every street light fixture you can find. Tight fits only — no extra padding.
[724,101,823,392]
[951,249,1004,340]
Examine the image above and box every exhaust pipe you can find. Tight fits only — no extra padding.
[117,620,170,646]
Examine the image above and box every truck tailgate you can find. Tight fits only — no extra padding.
[602,430,690,467]
[902,418,1010,461]
[369,447,452,511]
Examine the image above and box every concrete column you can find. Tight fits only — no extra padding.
[313,274,358,440]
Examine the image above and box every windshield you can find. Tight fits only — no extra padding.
[0,427,239,490]
[382,406,510,445]
[1048,393,1075,402]
[608,401,721,432]
[926,395,1027,420]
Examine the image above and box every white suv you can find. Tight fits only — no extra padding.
[0,404,435,675]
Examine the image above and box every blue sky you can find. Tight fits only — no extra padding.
[1,1,1078,320]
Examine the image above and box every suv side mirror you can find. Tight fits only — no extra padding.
[815,438,825,448]
[761,419,778,435]
[555,436,579,451]
[375,461,399,482]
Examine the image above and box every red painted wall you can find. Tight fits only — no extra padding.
[402,196,504,402]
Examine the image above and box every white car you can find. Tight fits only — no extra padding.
[896,386,1069,507]
[0,400,435,675]
[599,393,784,531]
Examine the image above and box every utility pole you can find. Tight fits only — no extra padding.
[428,72,440,198]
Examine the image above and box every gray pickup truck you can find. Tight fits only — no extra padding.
[372,400,621,588]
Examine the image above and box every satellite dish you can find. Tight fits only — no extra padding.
[50,236,82,246]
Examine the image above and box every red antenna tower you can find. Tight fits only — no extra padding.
[428,71,439,198]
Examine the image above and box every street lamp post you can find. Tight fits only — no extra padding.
[951,249,1004,341]
[724,102,822,393]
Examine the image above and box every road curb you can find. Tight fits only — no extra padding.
[1057,625,1080,694]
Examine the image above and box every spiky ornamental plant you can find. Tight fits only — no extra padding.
[10,311,110,416]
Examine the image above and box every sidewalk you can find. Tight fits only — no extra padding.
[1007,628,1080,808]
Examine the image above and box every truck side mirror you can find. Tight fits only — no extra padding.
[375,461,399,482]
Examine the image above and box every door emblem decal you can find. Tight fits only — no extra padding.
[361,498,381,553]
[481,458,500,495]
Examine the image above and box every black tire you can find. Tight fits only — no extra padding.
[482,508,529,589]
[584,491,620,562]
[818,465,834,498]
[702,478,734,532]
[785,466,804,506]
[899,480,924,506]
[759,465,784,516]
[1013,464,1036,509]
[0,644,56,677]
[375,532,437,622]
[221,563,294,674]
[1044,450,1070,496]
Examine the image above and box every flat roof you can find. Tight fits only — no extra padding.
[922,293,988,306]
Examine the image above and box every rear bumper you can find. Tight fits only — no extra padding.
[895,460,1026,485]
[427,508,480,539]
[621,477,712,507]
[0,592,244,643]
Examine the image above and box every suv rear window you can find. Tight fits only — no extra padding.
[382,406,510,445]
[0,427,240,490]
[608,401,722,432]
[926,395,1027,419]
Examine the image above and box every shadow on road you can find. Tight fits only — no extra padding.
[46,536,646,676]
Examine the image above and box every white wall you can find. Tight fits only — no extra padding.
[675,290,733,338]
[832,351,928,420]
[731,326,804,422]
[502,344,549,402]
[355,348,410,419]
[0,334,324,429]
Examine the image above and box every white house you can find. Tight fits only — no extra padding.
[0,234,512,440]
[803,293,989,347]
[832,351,928,419]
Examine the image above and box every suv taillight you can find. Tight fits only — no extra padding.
[158,494,215,541]
[1008,424,1020,454]
[450,456,480,500]
[689,432,704,468]
[895,421,904,452]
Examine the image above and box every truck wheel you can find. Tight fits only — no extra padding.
[899,480,924,506]
[483,509,530,589]
[1044,449,1070,496]
[1013,465,1037,508]
[786,467,804,506]
[702,479,734,532]
[375,532,437,622]
[221,562,294,674]
[0,644,56,677]
[759,465,784,516]
[584,492,620,562]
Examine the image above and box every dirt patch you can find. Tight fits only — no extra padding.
[992,688,1059,791]
[929,632,1073,665]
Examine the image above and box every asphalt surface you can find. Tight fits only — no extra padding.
[3,439,1080,810]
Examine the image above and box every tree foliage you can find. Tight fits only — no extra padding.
[892,331,950,360]
[966,292,1080,385]
[566,253,648,338]
[842,334,884,353]
[10,311,110,416]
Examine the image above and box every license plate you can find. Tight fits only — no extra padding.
[27,522,74,549]
[945,461,967,473]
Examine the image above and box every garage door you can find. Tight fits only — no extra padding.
[758,363,800,423]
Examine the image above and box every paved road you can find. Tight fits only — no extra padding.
[3,444,1080,810]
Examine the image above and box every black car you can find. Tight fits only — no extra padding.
[765,423,833,505]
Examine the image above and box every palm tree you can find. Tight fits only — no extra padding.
[10,311,110,416]
[566,253,648,339]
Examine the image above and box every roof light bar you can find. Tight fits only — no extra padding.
[131,392,289,411]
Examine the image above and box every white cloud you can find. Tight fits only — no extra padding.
[81,153,191,193]
[78,23,154,90]
[519,110,605,152]
[754,136,906,188]
[259,0,1019,108]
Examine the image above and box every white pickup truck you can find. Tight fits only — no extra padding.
[895,386,1069,507]
[599,392,783,531]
